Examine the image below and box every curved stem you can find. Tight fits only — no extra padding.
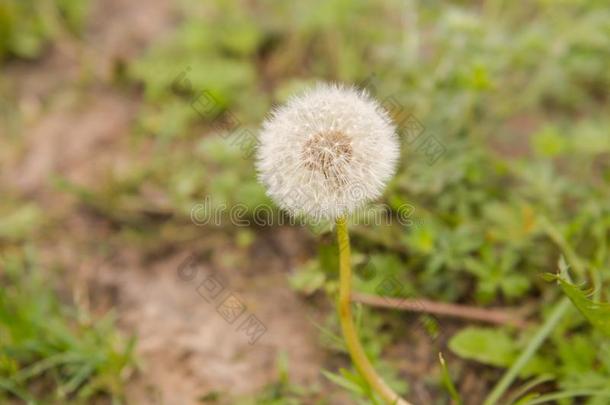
[336,217,412,405]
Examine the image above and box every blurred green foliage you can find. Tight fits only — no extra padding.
[0,0,88,60]
[1,0,609,402]
[0,189,136,403]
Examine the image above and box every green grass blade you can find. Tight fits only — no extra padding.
[438,353,463,405]
[483,298,571,405]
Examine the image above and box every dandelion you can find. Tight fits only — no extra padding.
[257,83,410,404]
[256,83,399,221]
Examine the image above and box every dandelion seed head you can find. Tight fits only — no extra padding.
[256,83,399,220]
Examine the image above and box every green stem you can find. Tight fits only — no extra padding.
[336,217,411,405]
[483,298,571,405]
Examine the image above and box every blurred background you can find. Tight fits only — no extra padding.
[1,0,609,404]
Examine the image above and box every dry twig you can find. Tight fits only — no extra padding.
[352,292,529,329]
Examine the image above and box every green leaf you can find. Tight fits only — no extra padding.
[531,126,567,157]
[547,261,610,336]
[512,393,541,405]
[321,369,368,397]
[449,327,516,368]
[289,261,326,295]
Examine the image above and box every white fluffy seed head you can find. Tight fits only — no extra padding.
[256,83,400,221]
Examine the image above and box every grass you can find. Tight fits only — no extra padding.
[0,248,136,404]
